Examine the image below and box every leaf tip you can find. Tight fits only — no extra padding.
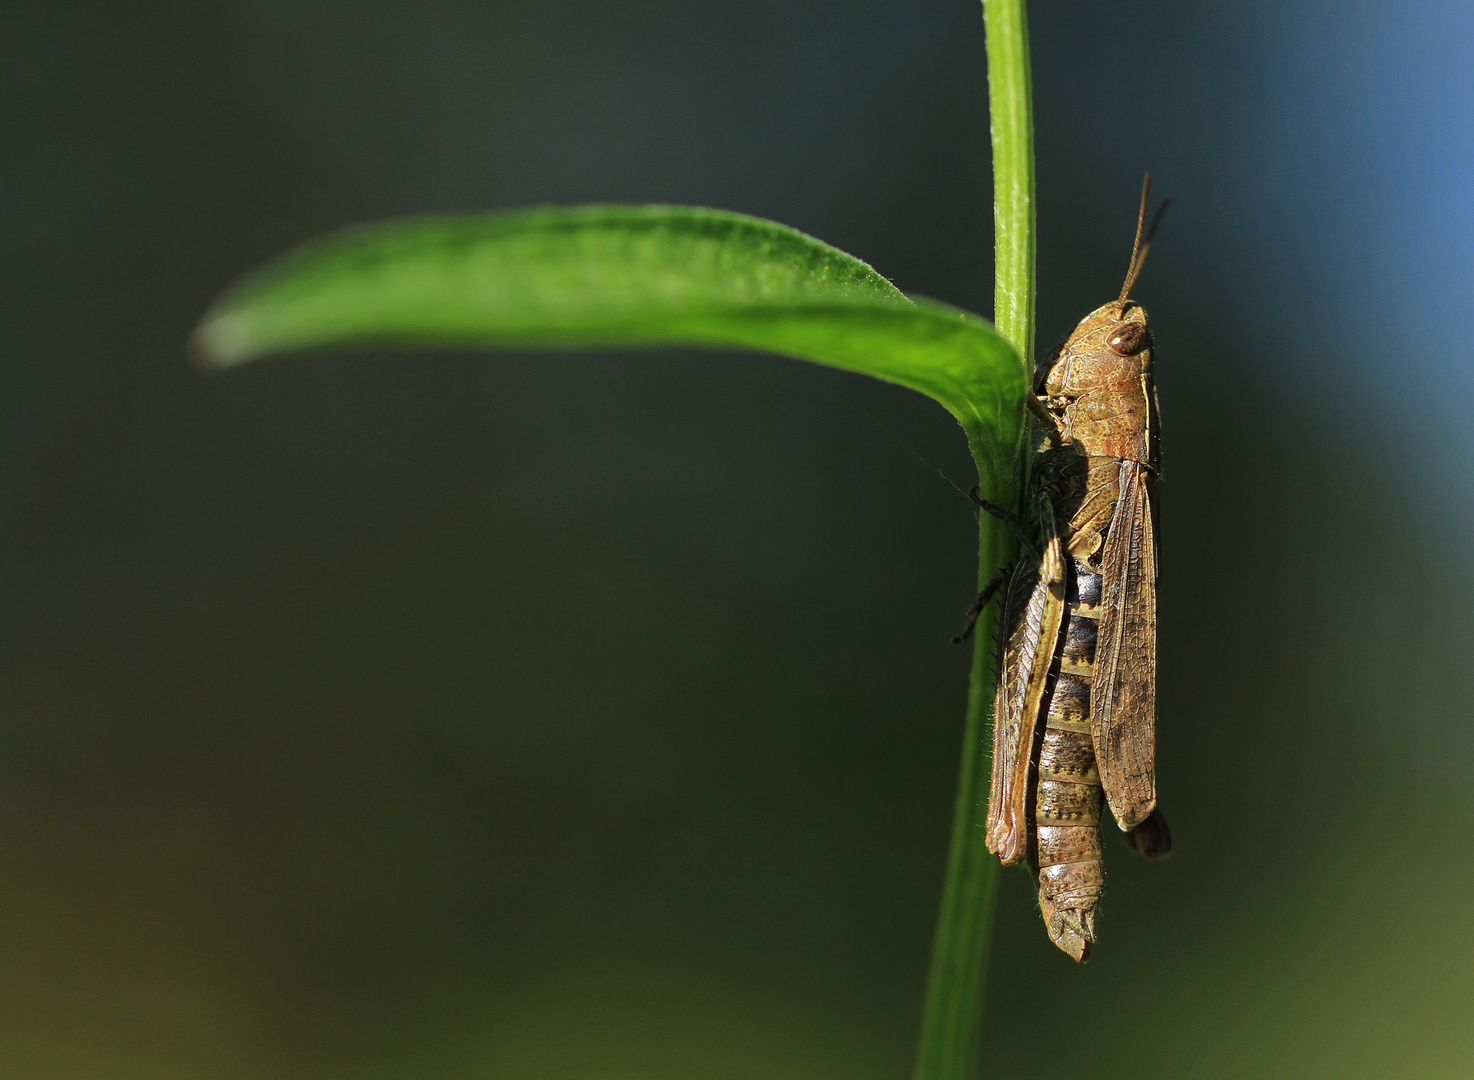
[188,310,257,371]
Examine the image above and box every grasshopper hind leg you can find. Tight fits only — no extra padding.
[1126,806,1172,858]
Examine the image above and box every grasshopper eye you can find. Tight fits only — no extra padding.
[1107,322,1148,356]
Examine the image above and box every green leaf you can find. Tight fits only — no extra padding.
[194,205,1026,478]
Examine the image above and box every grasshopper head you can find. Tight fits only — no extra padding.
[1042,300,1152,397]
[1042,173,1165,400]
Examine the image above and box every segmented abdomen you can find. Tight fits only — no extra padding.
[1034,561,1103,962]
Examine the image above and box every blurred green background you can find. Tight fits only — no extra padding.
[2,1,1472,1077]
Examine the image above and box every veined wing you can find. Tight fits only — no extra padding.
[1091,459,1157,829]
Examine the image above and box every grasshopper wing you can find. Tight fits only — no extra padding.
[986,502,1068,864]
[1090,459,1157,829]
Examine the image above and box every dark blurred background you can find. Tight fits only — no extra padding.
[1,1,1471,1076]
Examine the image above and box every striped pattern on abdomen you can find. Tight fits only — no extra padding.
[1034,561,1103,962]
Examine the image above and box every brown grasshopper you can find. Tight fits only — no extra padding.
[957,176,1170,962]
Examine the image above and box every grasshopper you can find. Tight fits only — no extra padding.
[958,176,1171,962]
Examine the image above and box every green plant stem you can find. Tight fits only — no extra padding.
[914,2,1033,1079]
[984,0,1036,367]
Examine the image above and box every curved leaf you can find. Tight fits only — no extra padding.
[193,205,1027,478]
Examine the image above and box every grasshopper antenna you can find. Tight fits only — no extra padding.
[1118,173,1170,314]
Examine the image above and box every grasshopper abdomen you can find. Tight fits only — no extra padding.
[1032,563,1105,962]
